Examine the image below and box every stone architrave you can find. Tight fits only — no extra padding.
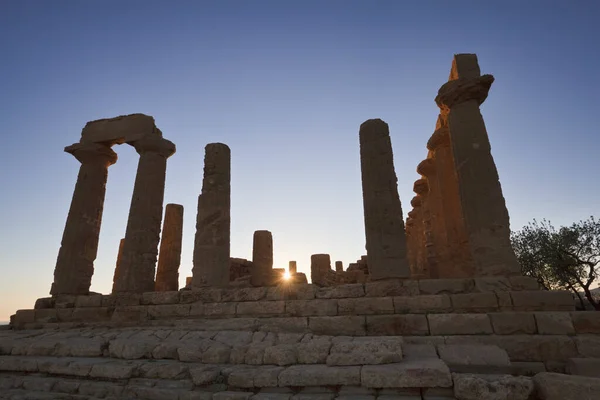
[311,254,332,286]
[359,119,411,280]
[427,116,473,277]
[155,203,184,292]
[51,143,117,296]
[289,261,297,274]
[435,54,520,276]
[113,136,176,293]
[192,143,231,288]
[111,238,125,293]
[335,261,344,272]
[251,230,273,286]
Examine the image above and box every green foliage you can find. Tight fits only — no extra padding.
[511,216,600,310]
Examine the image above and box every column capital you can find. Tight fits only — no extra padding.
[435,74,494,112]
[427,126,450,150]
[413,179,429,195]
[65,142,117,166]
[417,159,435,177]
[410,195,422,208]
[130,136,176,158]
[407,209,418,219]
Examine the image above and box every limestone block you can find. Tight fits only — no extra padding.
[245,345,268,365]
[296,342,332,364]
[223,287,268,302]
[326,339,402,366]
[428,314,492,335]
[258,317,308,333]
[509,276,540,291]
[180,288,223,303]
[230,346,249,364]
[510,290,575,311]
[254,366,286,387]
[141,291,180,305]
[450,293,498,311]
[418,279,474,295]
[140,361,189,380]
[545,360,566,373]
[277,333,305,344]
[361,359,452,388]
[393,295,451,314]
[308,316,366,336]
[34,297,55,309]
[437,344,510,373]
[202,342,231,364]
[111,306,148,323]
[252,394,291,400]
[452,373,533,400]
[571,311,600,333]
[489,312,537,334]
[316,284,365,299]
[278,365,361,386]
[510,362,546,376]
[71,306,111,322]
[190,302,237,317]
[109,337,159,359]
[533,372,600,400]
[80,113,158,144]
[55,337,107,357]
[575,335,600,357]
[213,331,253,347]
[12,310,35,326]
[0,356,38,372]
[147,304,191,319]
[495,291,513,308]
[79,381,125,397]
[337,297,393,315]
[237,301,285,316]
[365,280,418,297]
[366,315,429,336]
[74,295,103,307]
[34,309,58,323]
[286,300,338,316]
[473,277,511,292]
[402,344,438,360]
[188,365,221,385]
[565,358,600,378]
[213,392,254,400]
[89,361,136,379]
[535,312,575,334]
[152,341,181,359]
[264,345,298,366]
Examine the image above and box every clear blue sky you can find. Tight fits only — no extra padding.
[0,1,598,321]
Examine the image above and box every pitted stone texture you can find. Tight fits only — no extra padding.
[309,316,366,336]
[428,314,492,335]
[571,311,600,333]
[326,338,402,366]
[533,372,600,400]
[565,358,600,378]
[452,373,533,400]
[359,119,410,280]
[279,365,361,387]
[535,312,575,334]
[489,312,536,335]
[361,359,452,388]
[155,203,184,291]
[366,315,429,336]
[437,344,510,373]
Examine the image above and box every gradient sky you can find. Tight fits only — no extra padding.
[0,1,598,322]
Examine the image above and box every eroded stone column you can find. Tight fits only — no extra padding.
[289,261,297,274]
[435,54,520,276]
[427,116,473,277]
[155,203,184,292]
[409,195,427,278]
[251,230,273,286]
[311,254,331,286]
[192,143,231,288]
[51,143,117,295]
[335,261,343,272]
[113,136,176,293]
[111,238,125,293]
[359,119,410,280]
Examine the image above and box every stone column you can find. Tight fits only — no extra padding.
[155,203,184,292]
[111,238,125,293]
[113,136,176,293]
[409,196,427,278]
[51,143,117,296]
[251,230,273,286]
[435,54,520,275]
[427,116,473,277]
[359,119,410,280]
[289,261,297,274]
[335,261,343,272]
[311,254,331,286]
[192,143,231,287]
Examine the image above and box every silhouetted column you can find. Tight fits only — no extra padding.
[359,119,410,280]
[251,230,273,286]
[192,143,231,287]
[289,261,297,274]
[111,238,125,293]
[311,254,331,286]
[335,261,343,272]
[435,54,520,276]
[409,195,427,278]
[155,203,184,291]
[51,143,117,296]
[114,136,176,293]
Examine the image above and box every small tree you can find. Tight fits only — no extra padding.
[511,216,600,310]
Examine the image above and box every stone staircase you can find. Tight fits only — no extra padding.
[3,279,600,399]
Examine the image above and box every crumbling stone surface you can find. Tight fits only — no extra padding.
[251,231,274,287]
[155,203,184,292]
[452,373,533,400]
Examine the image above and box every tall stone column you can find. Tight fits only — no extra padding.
[192,143,231,287]
[155,203,184,292]
[113,136,176,293]
[335,261,343,272]
[251,230,273,286]
[427,116,473,277]
[409,196,427,278]
[359,119,410,280]
[405,216,417,275]
[111,238,125,293]
[51,143,117,295]
[289,261,297,274]
[435,54,520,276]
[311,254,331,286]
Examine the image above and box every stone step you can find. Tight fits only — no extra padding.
[565,357,600,378]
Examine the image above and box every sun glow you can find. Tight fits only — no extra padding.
[283,271,291,281]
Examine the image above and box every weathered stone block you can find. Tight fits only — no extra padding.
[327,339,402,366]
[402,344,438,360]
[361,359,452,388]
[309,316,366,336]
[393,295,451,314]
[428,314,492,335]
[12,310,35,325]
[510,362,546,376]
[34,297,55,309]
[365,280,419,297]
[71,307,111,322]
[89,361,136,379]
[489,312,537,334]
[286,300,338,316]
[316,284,365,299]
[511,290,574,310]
[450,293,498,311]
[453,373,533,400]
[0,356,38,372]
[419,279,474,295]
[147,304,191,319]
[571,311,600,333]
[213,391,254,400]
[112,306,148,322]
[278,365,361,386]
[264,345,298,366]
[535,312,575,334]
[574,335,600,358]
[202,342,231,364]
[237,301,285,316]
[258,317,308,333]
[35,308,58,323]
[533,372,600,400]
[473,277,512,292]
[180,288,223,303]
[338,297,394,315]
[509,276,540,291]
[296,342,332,364]
[437,344,510,373]
[189,365,221,385]
[366,315,429,336]
[75,295,103,307]
[141,291,180,305]
[140,361,189,380]
[566,358,600,378]
[190,302,237,317]
[223,287,268,302]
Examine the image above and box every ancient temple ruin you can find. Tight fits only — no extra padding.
[2,54,599,400]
